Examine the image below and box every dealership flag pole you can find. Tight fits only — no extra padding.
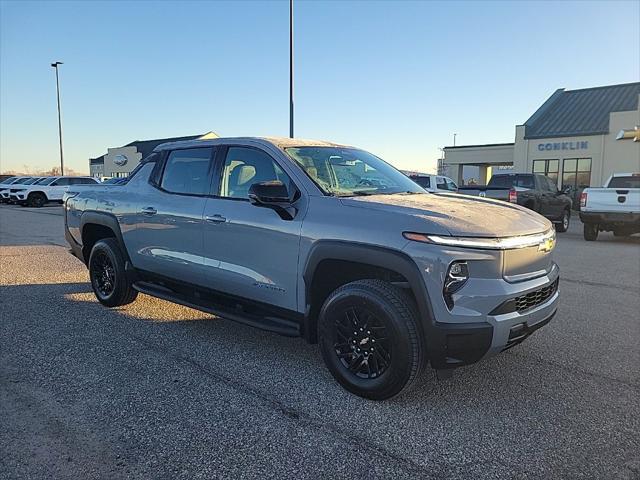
[289,0,294,138]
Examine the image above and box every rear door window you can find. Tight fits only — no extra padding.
[53,178,72,186]
[515,175,535,189]
[160,148,213,195]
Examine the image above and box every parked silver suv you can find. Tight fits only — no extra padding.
[65,137,559,399]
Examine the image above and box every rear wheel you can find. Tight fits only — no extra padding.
[556,209,570,233]
[583,223,598,241]
[88,238,138,307]
[318,279,424,400]
[613,229,631,237]
[27,192,46,208]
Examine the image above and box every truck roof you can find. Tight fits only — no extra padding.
[152,136,350,153]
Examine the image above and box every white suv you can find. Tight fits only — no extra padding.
[12,176,99,207]
[0,176,37,203]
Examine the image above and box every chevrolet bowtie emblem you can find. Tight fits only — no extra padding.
[616,126,640,142]
[538,237,555,253]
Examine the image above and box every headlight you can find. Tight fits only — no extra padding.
[404,229,556,251]
[443,261,469,309]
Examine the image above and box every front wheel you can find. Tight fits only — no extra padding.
[88,238,138,307]
[318,279,424,400]
[556,209,570,233]
[583,223,598,241]
[27,193,46,208]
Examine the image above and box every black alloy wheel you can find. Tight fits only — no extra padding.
[333,306,392,379]
[88,238,138,307]
[90,251,116,298]
[319,279,423,400]
[28,193,46,208]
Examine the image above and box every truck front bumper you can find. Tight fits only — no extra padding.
[406,242,560,370]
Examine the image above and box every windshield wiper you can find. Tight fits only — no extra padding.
[338,191,377,197]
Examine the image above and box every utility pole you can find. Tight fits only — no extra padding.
[289,0,294,138]
[453,133,457,147]
[51,61,65,175]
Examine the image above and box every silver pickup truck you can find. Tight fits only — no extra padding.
[65,137,559,399]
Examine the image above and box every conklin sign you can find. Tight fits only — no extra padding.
[537,141,589,151]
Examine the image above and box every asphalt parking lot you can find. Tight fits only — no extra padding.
[1,204,639,479]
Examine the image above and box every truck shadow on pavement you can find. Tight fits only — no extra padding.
[2,280,639,479]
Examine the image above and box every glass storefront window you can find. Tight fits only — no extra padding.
[532,159,559,185]
[562,158,591,209]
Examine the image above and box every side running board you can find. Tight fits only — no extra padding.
[132,281,300,337]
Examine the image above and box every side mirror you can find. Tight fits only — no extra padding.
[248,181,297,220]
[248,181,291,204]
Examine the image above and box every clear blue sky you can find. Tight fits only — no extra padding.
[1,0,638,174]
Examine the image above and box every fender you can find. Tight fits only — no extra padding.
[79,210,131,263]
[302,240,436,340]
[301,240,493,368]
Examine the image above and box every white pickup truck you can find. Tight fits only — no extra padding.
[579,173,640,241]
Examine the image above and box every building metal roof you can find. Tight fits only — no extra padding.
[124,134,204,159]
[524,82,640,139]
[89,132,218,165]
[89,155,105,165]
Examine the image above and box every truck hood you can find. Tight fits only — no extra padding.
[340,192,551,237]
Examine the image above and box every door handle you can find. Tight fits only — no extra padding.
[205,214,227,224]
[141,207,157,215]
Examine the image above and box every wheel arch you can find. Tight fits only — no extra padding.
[27,190,47,200]
[79,211,130,265]
[301,241,435,344]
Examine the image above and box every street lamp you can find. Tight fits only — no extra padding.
[51,61,64,175]
[289,0,294,138]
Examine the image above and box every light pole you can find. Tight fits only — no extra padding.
[289,0,294,138]
[51,61,64,176]
[453,133,457,147]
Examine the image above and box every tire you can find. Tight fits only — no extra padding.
[318,279,424,400]
[556,209,570,233]
[583,223,598,241]
[27,192,46,208]
[88,238,138,307]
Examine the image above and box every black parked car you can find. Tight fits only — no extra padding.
[458,173,573,232]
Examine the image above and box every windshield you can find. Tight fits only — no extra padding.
[285,147,424,196]
[608,175,640,189]
[35,177,55,185]
[23,177,41,185]
[0,177,17,184]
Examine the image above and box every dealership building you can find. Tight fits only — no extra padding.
[89,131,219,178]
[443,82,640,199]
